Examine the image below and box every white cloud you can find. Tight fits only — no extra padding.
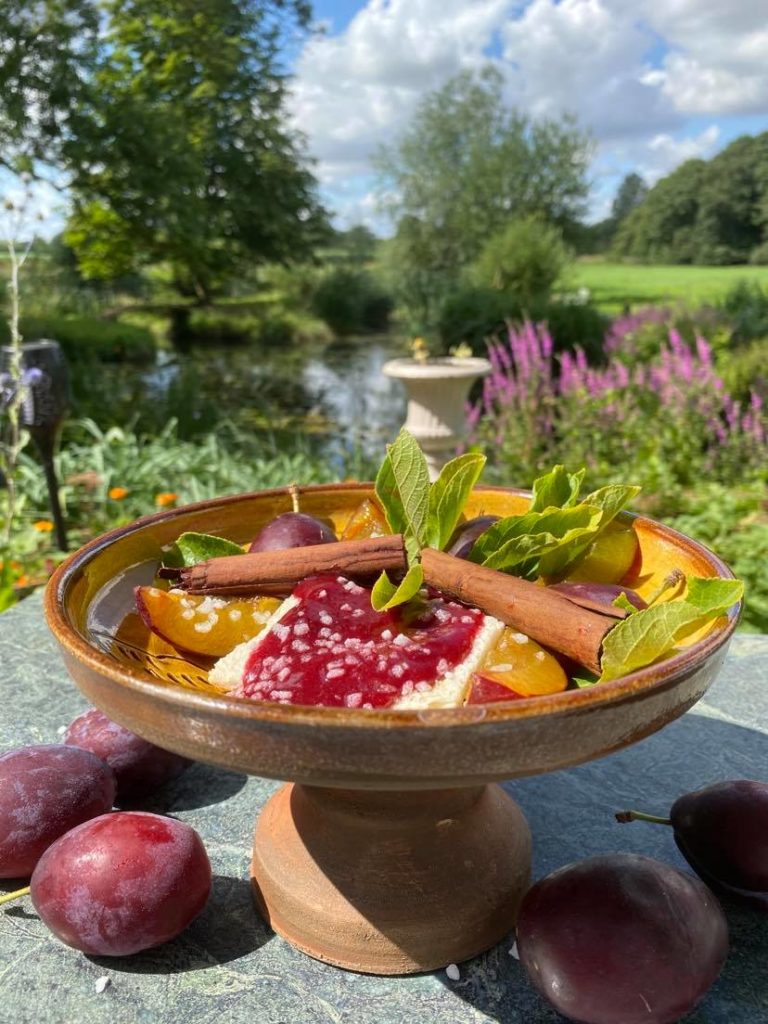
[638,0,768,114]
[500,0,680,140]
[290,0,768,227]
[292,0,508,177]
[642,56,767,117]
[645,125,720,172]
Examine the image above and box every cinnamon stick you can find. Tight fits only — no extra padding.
[162,534,408,596]
[421,548,619,674]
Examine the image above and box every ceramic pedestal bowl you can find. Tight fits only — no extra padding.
[45,483,740,975]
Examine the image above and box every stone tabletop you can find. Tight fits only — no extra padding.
[1,593,767,1024]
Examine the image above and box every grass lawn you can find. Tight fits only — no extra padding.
[571,261,768,314]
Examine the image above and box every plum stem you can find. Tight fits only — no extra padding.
[615,810,672,826]
[0,885,31,906]
[289,483,301,514]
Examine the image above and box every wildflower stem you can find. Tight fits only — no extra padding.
[2,236,22,548]
[1,188,36,549]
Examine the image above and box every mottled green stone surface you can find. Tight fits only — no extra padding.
[1,594,767,1024]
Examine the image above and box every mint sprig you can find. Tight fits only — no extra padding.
[599,576,743,682]
[468,464,640,581]
[372,429,486,610]
[530,465,585,512]
[165,531,244,567]
[470,505,601,577]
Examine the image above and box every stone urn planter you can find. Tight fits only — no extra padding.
[382,356,491,478]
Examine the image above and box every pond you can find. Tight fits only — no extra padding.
[72,334,408,470]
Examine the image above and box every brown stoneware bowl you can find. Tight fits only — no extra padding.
[45,483,740,975]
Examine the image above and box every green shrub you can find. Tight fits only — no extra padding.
[749,242,768,266]
[534,300,609,363]
[437,286,515,353]
[185,309,261,344]
[718,338,768,403]
[719,279,768,345]
[437,288,608,361]
[696,244,744,266]
[0,314,156,363]
[179,306,329,347]
[8,418,345,543]
[666,482,768,633]
[472,216,573,308]
[312,268,393,336]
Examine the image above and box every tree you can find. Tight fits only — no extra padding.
[0,2,99,178]
[374,67,590,327]
[472,216,573,308]
[611,173,648,223]
[334,225,379,263]
[613,159,708,263]
[0,0,326,300]
[613,133,768,265]
[690,135,768,264]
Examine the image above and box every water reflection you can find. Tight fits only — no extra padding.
[72,335,406,463]
[301,338,406,460]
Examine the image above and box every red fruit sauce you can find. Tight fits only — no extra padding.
[236,574,485,708]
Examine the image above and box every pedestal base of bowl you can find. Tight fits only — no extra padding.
[250,782,531,975]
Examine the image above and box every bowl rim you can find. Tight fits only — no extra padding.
[45,481,741,731]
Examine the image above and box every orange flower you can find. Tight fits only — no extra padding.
[15,574,31,588]
[109,486,129,500]
[155,492,178,508]
[33,520,54,532]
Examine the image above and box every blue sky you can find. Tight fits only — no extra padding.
[288,0,768,232]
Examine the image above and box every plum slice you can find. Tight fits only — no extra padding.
[135,586,281,657]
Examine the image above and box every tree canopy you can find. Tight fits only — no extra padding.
[614,133,768,265]
[611,173,648,223]
[0,0,325,299]
[472,215,573,309]
[374,67,590,329]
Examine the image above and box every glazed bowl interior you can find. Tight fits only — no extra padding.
[45,483,740,790]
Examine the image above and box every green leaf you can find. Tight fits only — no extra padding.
[530,465,585,512]
[536,509,608,578]
[581,484,641,526]
[472,506,601,578]
[546,484,641,579]
[388,429,431,547]
[426,452,486,550]
[372,430,433,609]
[599,576,744,682]
[374,450,408,537]
[467,473,641,583]
[371,564,424,611]
[169,531,243,567]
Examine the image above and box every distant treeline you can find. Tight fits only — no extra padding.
[603,133,768,266]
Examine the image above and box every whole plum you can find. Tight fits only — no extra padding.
[0,745,115,878]
[618,779,768,909]
[65,708,192,805]
[550,580,647,611]
[248,512,336,552]
[31,811,211,956]
[516,853,728,1024]
[445,515,500,559]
